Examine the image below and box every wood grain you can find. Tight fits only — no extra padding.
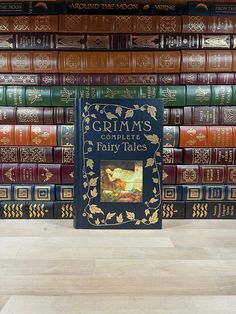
[0,220,236,313]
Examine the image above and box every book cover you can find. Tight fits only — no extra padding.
[74,99,163,229]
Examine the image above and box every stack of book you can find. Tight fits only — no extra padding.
[0,1,236,220]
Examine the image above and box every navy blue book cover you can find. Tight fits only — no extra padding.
[74,99,163,229]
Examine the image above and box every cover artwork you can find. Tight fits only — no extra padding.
[74,99,163,229]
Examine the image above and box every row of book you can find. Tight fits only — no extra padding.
[1,33,236,51]
[1,146,236,165]
[2,15,236,33]
[2,50,236,73]
[1,201,235,220]
[1,163,236,185]
[2,183,236,201]
[0,85,236,107]
[0,106,235,126]
[1,73,236,85]
[1,1,235,16]
[1,125,236,148]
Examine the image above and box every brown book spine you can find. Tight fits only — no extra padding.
[58,51,181,73]
[170,108,183,125]
[0,16,58,33]
[200,165,226,184]
[19,147,53,163]
[0,107,16,124]
[184,107,220,125]
[59,15,181,34]
[0,147,18,163]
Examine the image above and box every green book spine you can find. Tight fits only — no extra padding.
[212,85,233,106]
[158,86,185,107]
[0,87,6,106]
[6,86,26,106]
[186,85,211,106]
[51,86,78,107]
[26,87,51,107]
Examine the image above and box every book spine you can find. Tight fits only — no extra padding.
[53,147,74,163]
[186,201,236,219]
[163,148,183,164]
[0,2,57,15]
[0,16,58,32]
[59,15,182,33]
[0,201,28,219]
[162,201,186,219]
[4,33,234,50]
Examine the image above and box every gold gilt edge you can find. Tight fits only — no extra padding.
[81,101,162,227]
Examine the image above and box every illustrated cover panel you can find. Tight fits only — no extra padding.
[74,99,163,229]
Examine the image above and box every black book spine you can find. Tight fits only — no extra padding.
[0,1,57,15]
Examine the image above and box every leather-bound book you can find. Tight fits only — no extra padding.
[163,126,179,148]
[200,165,226,184]
[162,185,183,201]
[182,16,207,33]
[170,108,183,125]
[0,16,58,33]
[54,201,73,219]
[28,201,54,219]
[180,126,207,148]
[184,148,236,165]
[61,165,74,184]
[26,87,52,107]
[208,126,234,147]
[197,73,218,85]
[0,147,18,163]
[19,147,53,163]
[0,74,40,85]
[31,125,57,146]
[186,85,211,106]
[186,202,236,219]
[181,50,206,72]
[184,107,220,125]
[162,202,186,219]
[59,15,181,33]
[206,50,233,72]
[57,125,74,146]
[227,166,236,184]
[163,148,183,164]
[38,164,61,184]
[164,108,170,125]
[14,125,31,146]
[217,73,235,85]
[163,165,177,184]
[0,201,28,219]
[180,73,198,85]
[53,147,74,164]
[55,185,74,201]
[176,165,199,184]
[0,107,16,124]
[159,86,186,107]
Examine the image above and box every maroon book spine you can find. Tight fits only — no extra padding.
[53,147,74,164]
[200,165,226,184]
[176,165,199,184]
[38,164,61,184]
[163,165,177,184]
[0,107,16,124]
[19,147,54,163]
[163,148,183,164]
[61,164,74,184]
[184,148,236,165]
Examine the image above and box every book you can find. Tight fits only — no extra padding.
[163,165,236,185]
[163,184,236,201]
[1,51,236,73]
[1,85,236,107]
[186,201,236,219]
[74,99,163,229]
[162,202,186,219]
[184,148,236,164]
[0,107,73,125]
[179,126,236,148]
[1,73,236,86]
[0,15,58,32]
[1,33,235,50]
[0,2,57,15]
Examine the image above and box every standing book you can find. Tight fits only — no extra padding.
[74,99,163,229]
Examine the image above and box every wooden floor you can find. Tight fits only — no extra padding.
[0,220,236,313]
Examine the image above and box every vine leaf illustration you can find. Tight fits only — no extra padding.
[89,177,98,186]
[152,178,159,183]
[144,134,159,145]
[90,188,98,198]
[147,106,157,120]
[106,212,116,220]
[90,204,104,215]
[95,218,100,225]
[145,158,155,168]
[86,159,94,169]
[115,106,122,116]
[106,112,117,120]
[145,209,150,216]
[126,211,135,220]
[149,211,158,224]
[125,109,134,118]
[116,213,124,223]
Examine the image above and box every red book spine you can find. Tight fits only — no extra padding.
[61,164,74,184]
